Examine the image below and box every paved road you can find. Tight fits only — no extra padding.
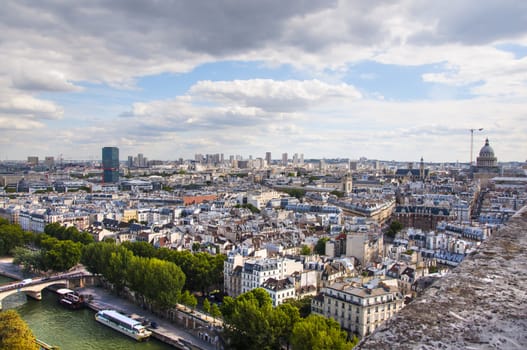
[0,257,25,279]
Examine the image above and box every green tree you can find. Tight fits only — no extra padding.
[211,303,221,319]
[300,245,311,255]
[330,190,345,198]
[386,220,404,239]
[121,241,156,258]
[142,258,185,309]
[284,296,313,318]
[280,188,306,200]
[105,246,134,293]
[180,290,197,310]
[44,240,82,271]
[81,242,119,275]
[272,303,301,349]
[221,288,275,350]
[0,309,39,350]
[314,237,329,255]
[291,314,355,350]
[12,247,46,273]
[203,298,211,314]
[0,223,31,255]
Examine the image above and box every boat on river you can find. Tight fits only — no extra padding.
[95,309,152,341]
[57,288,85,309]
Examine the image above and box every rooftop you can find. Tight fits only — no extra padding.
[357,205,527,349]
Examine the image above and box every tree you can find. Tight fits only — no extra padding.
[121,241,156,258]
[221,288,275,350]
[330,190,344,198]
[300,245,311,255]
[0,310,39,350]
[291,314,355,350]
[386,220,403,239]
[141,258,185,309]
[180,290,197,310]
[44,240,82,271]
[280,188,306,200]
[12,247,46,273]
[314,237,329,255]
[203,298,211,314]
[211,303,221,319]
[284,296,313,318]
[104,247,134,293]
[272,303,301,349]
[0,223,31,255]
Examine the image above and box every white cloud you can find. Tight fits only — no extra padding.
[0,1,526,161]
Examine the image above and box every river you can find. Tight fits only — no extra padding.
[0,275,174,349]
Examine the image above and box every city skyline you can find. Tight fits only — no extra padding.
[1,1,526,162]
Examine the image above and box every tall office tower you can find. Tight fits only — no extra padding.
[44,156,55,168]
[293,153,299,166]
[102,147,119,183]
[299,153,304,165]
[127,156,133,168]
[282,153,288,166]
[265,152,272,166]
[137,153,144,167]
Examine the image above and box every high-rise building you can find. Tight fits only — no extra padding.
[282,153,288,166]
[265,152,272,166]
[44,156,55,168]
[102,147,119,183]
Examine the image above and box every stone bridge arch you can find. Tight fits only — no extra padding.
[0,279,69,309]
[0,274,98,310]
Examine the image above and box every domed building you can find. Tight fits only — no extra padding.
[473,138,500,183]
[476,138,498,167]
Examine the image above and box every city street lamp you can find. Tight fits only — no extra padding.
[470,128,484,166]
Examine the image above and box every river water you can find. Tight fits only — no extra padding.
[0,275,173,350]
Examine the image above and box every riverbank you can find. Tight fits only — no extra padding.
[80,286,217,350]
[0,258,218,350]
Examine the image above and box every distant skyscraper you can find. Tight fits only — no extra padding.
[282,153,288,166]
[102,147,119,183]
[265,152,272,166]
[44,156,55,168]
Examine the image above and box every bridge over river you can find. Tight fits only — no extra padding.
[0,273,94,309]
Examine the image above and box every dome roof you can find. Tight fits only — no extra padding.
[479,138,495,157]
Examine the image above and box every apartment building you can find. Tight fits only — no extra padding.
[312,279,404,337]
[241,257,303,295]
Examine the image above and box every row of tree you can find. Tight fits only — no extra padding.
[220,288,358,350]
[82,242,186,309]
[120,241,226,294]
[3,221,225,297]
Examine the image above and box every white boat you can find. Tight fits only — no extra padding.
[95,309,152,341]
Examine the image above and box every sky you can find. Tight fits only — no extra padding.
[1,0,526,163]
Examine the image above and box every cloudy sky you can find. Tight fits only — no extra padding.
[1,0,526,163]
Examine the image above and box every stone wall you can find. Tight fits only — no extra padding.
[357,206,527,349]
